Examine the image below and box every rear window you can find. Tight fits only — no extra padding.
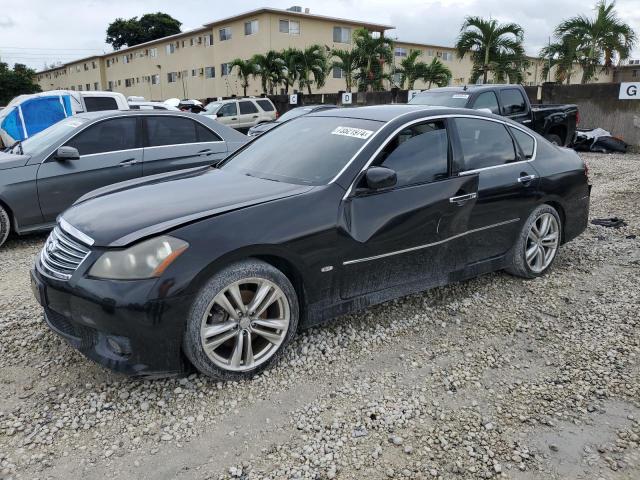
[239,101,259,114]
[256,99,274,112]
[510,127,535,158]
[146,116,199,146]
[409,91,470,108]
[84,96,119,112]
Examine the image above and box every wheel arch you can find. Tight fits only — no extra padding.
[0,196,15,232]
[546,124,567,145]
[542,199,567,243]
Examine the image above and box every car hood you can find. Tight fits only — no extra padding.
[0,151,30,170]
[62,167,313,247]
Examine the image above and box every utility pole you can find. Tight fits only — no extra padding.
[547,36,551,83]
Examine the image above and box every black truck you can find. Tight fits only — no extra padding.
[409,84,578,146]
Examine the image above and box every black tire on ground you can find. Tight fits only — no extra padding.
[0,206,10,248]
[505,204,562,279]
[545,133,563,146]
[183,259,299,381]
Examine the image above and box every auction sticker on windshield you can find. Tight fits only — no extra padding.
[452,94,470,99]
[331,126,374,139]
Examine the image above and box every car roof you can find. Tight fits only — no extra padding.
[309,104,482,122]
[417,84,520,94]
[75,110,203,120]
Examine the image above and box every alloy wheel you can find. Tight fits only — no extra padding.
[200,277,290,372]
[525,212,560,273]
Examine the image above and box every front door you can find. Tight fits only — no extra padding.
[36,117,143,222]
[216,102,239,129]
[451,117,541,264]
[142,116,228,176]
[499,88,532,127]
[337,119,478,299]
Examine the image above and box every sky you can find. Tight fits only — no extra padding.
[1,0,639,71]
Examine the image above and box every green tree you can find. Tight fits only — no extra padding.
[491,52,531,84]
[106,12,182,50]
[554,1,636,83]
[455,16,525,84]
[395,50,426,89]
[296,44,329,94]
[539,38,580,84]
[421,58,453,89]
[331,48,358,92]
[251,50,285,95]
[230,58,257,97]
[0,63,41,105]
[352,28,394,91]
[281,48,302,94]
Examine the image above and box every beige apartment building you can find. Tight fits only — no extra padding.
[36,6,614,100]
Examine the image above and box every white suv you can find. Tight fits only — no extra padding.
[201,98,277,130]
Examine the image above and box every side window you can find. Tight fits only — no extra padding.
[500,89,527,115]
[455,118,516,171]
[256,99,274,112]
[239,101,259,114]
[219,103,237,117]
[84,96,119,112]
[146,117,198,146]
[66,118,137,156]
[472,92,500,114]
[377,121,449,188]
[510,127,535,159]
[195,123,223,142]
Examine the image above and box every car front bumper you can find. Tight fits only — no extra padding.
[31,261,195,378]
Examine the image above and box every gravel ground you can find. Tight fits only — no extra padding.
[1,152,639,480]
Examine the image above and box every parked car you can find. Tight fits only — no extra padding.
[409,85,579,146]
[31,105,590,379]
[247,104,338,137]
[0,110,247,247]
[202,97,277,130]
[128,101,179,111]
[0,90,128,148]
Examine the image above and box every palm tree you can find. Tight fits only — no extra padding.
[230,58,256,97]
[554,1,636,83]
[395,50,426,90]
[251,50,285,95]
[491,52,531,84]
[455,16,525,84]
[296,44,329,94]
[281,48,302,94]
[539,38,580,84]
[352,28,394,91]
[331,48,358,92]
[421,58,453,89]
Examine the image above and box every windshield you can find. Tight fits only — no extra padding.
[409,91,471,108]
[277,107,315,123]
[203,102,222,114]
[21,117,90,155]
[222,116,382,185]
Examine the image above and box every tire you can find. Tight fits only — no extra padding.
[183,259,299,381]
[505,204,562,279]
[545,134,563,146]
[0,206,10,248]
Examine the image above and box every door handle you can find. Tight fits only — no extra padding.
[518,174,536,184]
[252,115,259,118]
[231,117,237,120]
[449,192,477,205]
[198,149,212,156]
[119,158,138,167]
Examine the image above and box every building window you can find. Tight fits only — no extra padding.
[333,26,351,43]
[107,80,113,90]
[85,83,90,90]
[205,66,215,78]
[427,49,434,56]
[94,82,99,90]
[279,19,300,35]
[150,48,158,58]
[166,44,175,55]
[78,84,83,91]
[244,20,259,36]
[221,63,232,76]
[395,47,407,57]
[633,69,638,78]
[76,65,81,72]
[167,72,177,83]
[219,27,232,41]
[84,63,89,71]
[125,78,133,87]
[151,74,160,85]
[190,38,194,46]
[204,34,214,46]
[123,55,129,64]
[332,66,343,78]
[438,51,453,61]
[92,61,97,69]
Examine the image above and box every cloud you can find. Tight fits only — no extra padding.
[0,15,15,28]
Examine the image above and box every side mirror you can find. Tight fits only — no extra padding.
[216,112,224,118]
[364,166,397,191]
[55,146,80,161]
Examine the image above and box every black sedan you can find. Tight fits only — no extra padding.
[32,105,591,379]
[246,104,337,137]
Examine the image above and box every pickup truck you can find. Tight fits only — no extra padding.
[409,84,578,146]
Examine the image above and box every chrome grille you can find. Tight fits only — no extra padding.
[40,226,91,280]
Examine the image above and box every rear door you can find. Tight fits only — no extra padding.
[499,88,532,127]
[451,116,540,264]
[36,116,143,222]
[237,100,261,128]
[338,119,478,299]
[142,115,227,176]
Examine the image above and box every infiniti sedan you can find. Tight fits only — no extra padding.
[0,111,247,247]
[32,105,590,379]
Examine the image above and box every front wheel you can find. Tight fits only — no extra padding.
[545,133,563,146]
[506,205,562,279]
[183,259,299,380]
[0,206,10,248]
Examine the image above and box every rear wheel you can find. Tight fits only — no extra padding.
[545,133,563,146]
[506,204,561,278]
[0,206,10,248]
[183,259,299,380]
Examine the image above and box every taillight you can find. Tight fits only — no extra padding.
[576,111,580,126]
[275,111,280,119]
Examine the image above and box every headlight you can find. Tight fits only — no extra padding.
[88,236,188,280]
